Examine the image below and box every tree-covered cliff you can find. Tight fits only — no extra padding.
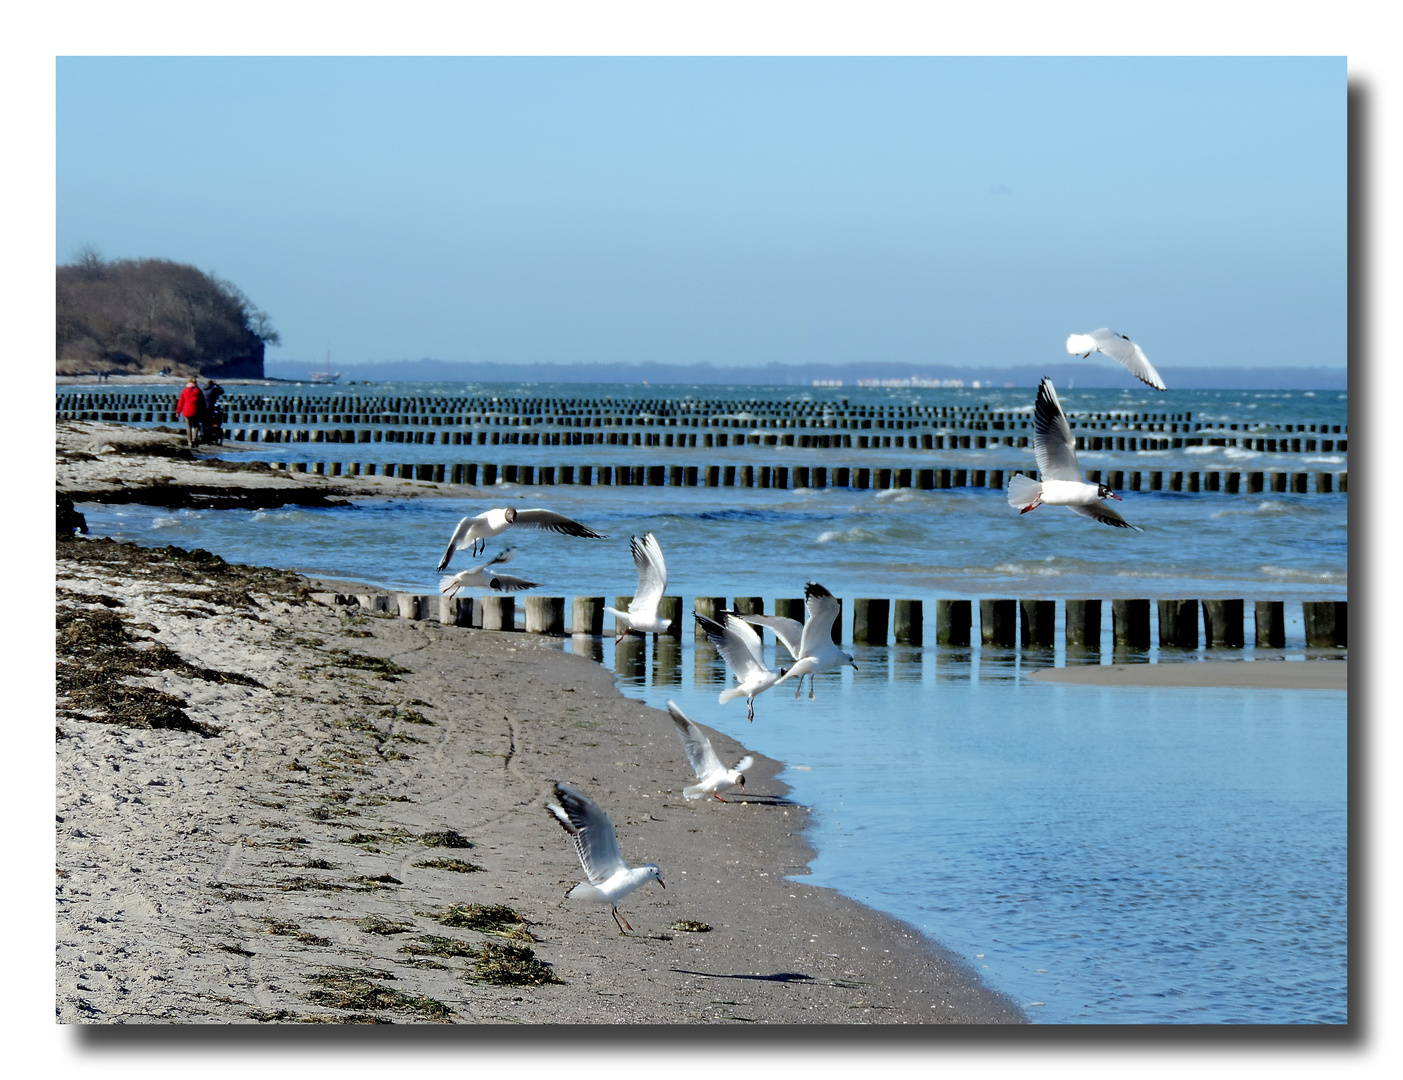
[57,249,279,377]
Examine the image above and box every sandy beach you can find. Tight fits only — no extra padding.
[55,421,1024,1025]
[1029,659,1347,691]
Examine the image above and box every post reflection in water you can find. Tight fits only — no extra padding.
[570,632,604,665]
[653,636,682,686]
[693,641,726,689]
[614,634,646,684]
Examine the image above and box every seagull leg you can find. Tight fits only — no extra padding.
[612,906,633,934]
[712,791,727,803]
[808,677,816,701]
[747,698,755,722]
[794,679,803,699]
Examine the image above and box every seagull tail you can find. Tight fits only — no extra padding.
[1007,473,1043,510]
[682,783,706,801]
[718,687,747,705]
[438,575,462,596]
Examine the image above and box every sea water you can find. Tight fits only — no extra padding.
[66,381,1348,1023]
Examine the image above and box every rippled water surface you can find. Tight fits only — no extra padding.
[68,380,1348,1023]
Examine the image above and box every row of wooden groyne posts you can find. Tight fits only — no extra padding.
[272,458,1349,495]
[55,390,1349,455]
[313,592,1348,650]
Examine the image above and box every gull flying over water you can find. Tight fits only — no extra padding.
[693,611,786,721]
[603,533,672,641]
[667,701,755,802]
[749,582,857,700]
[438,547,540,598]
[1007,377,1141,530]
[1065,328,1167,391]
[437,507,608,570]
[546,782,664,934]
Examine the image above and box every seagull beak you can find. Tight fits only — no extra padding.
[658,877,666,890]
[1108,491,1122,501]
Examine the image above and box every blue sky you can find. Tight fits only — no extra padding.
[56,56,1345,370]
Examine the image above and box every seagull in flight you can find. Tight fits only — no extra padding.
[667,701,755,802]
[1007,377,1141,529]
[604,533,672,641]
[694,611,786,721]
[437,507,607,570]
[546,782,664,934]
[1066,328,1167,391]
[750,582,857,700]
[438,547,540,598]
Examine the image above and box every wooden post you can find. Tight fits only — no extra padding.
[1158,599,1199,648]
[692,597,727,640]
[613,596,634,636]
[480,595,516,631]
[852,598,890,645]
[1019,599,1055,647]
[1065,600,1101,649]
[1201,599,1244,648]
[980,599,1017,646]
[935,599,971,646]
[572,596,604,636]
[1254,601,1285,648]
[525,596,566,634]
[732,596,764,641]
[1303,601,1347,648]
[396,593,422,620]
[893,599,923,646]
[658,596,683,638]
[1112,599,1151,649]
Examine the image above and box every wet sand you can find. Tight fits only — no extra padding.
[55,534,1024,1024]
[1029,659,1347,691]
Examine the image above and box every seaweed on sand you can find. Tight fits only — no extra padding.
[466,943,561,987]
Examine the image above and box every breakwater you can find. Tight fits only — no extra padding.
[268,458,1347,495]
[314,591,1347,650]
[54,389,1349,455]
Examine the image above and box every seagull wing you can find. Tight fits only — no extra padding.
[694,612,767,682]
[548,783,627,885]
[487,573,541,593]
[437,514,483,571]
[737,613,805,659]
[1033,377,1083,482]
[798,581,842,659]
[1071,502,1141,530]
[667,701,723,779]
[628,533,667,616]
[512,509,609,540]
[1086,328,1167,391]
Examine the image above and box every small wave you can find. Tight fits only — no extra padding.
[151,516,183,528]
[1303,456,1345,465]
[1258,565,1346,583]
[1223,447,1262,460]
[817,527,881,544]
[991,562,1065,577]
[1184,444,1219,455]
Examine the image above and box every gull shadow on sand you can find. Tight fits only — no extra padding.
[671,968,816,983]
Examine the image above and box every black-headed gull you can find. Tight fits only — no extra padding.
[438,547,540,598]
[1065,328,1167,391]
[763,582,857,700]
[437,507,608,570]
[693,611,786,721]
[546,782,664,934]
[666,701,755,802]
[604,533,671,641]
[1008,377,1140,529]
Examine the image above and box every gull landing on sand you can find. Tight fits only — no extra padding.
[437,507,607,570]
[694,610,786,721]
[546,782,664,934]
[667,700,755,801]
[438,547,540,598]
[1066,328,1167,391]
[603,533,671,642]
[753,582,857,701]
[1008,377,1141,530]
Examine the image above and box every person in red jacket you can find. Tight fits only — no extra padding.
[175,376,205,448]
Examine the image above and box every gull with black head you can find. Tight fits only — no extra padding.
[1007,377,1141,529]
[667,700,756,802]
[437,507,607,570]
